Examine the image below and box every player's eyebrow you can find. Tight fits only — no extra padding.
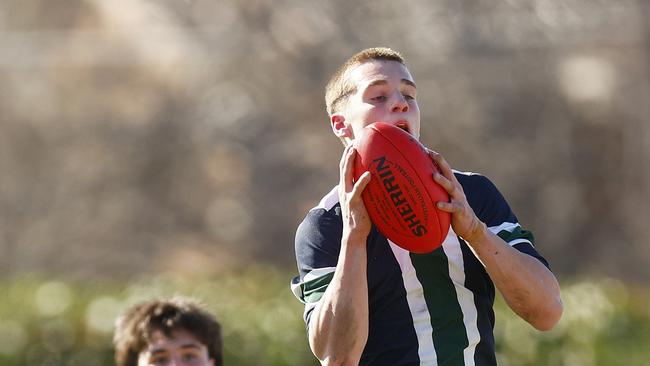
[179,343,203,351]
[367,79,417,89]
[402,79,417,89]
[150,349,170,356]
[148,342,202,355]
[367,79,388,87]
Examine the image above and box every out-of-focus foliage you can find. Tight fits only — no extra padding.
[495,279,650,365]
[0,271,649,365]
[0,267,318,366]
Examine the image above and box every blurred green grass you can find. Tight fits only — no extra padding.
[1,268,649,365]
[494,279,650,366]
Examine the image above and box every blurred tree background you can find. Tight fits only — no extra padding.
[0,0,649,365]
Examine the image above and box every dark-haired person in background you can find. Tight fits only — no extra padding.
[114,297,223,366]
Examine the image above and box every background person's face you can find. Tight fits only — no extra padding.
[334,60,421,143]
[138,329,215,366]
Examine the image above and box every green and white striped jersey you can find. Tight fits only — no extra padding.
[292,172,549,365]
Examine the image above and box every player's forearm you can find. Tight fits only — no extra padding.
[467,229,563,331]
[309,234,369,365]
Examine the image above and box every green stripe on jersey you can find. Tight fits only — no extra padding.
[300,272,334,304]
[411,247,469,366]
[496,225,534,244]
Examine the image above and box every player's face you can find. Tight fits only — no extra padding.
[138,329,215,366]
[331,60,421,144]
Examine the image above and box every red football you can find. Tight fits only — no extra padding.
[354,122,451,253]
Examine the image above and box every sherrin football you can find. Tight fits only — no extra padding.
[353,122,451,253]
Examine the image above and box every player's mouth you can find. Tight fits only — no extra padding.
[395,120,411,134]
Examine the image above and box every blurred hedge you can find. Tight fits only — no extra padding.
[0,267,317,366]
[1,268,648,365]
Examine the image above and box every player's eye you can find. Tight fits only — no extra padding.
[150,355,170,365]
[403,93,415,100]
[181,353,198,361]
[371,95,387,101]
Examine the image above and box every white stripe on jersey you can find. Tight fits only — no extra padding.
[304,267,336,282]
[311,186,339,211]
[441,230,480,366]
[387,240,438,365]
[295,267,337,327]
[291,267,337,299]
[488,222,532,246]
[452,169,479,176]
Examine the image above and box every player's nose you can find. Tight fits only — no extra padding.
[391,94,409,113]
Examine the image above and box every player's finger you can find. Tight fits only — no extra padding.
[339,144,352,171]
[339,146,351,193]
[342,146,357,192]
[433,172,457,196]
[425,147,440,156]
[428,150,457,183]
[436,200,459,213]
[351,171,371,198]
[426,149,443,169]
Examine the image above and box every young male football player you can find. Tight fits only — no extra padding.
[291,47,563,365]
[114,297,223,366]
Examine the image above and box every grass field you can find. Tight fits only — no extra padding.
[1,268,648,365]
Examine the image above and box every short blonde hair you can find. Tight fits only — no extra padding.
[325,47,405,116]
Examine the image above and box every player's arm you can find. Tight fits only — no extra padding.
[429,151,563,331]
[309,145,372,365]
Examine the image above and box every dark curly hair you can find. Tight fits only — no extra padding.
[113,297,223,366]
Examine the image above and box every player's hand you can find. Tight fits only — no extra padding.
[427,150,487,243]
[339,144,372,242]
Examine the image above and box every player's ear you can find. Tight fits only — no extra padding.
[331,114,351,139]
